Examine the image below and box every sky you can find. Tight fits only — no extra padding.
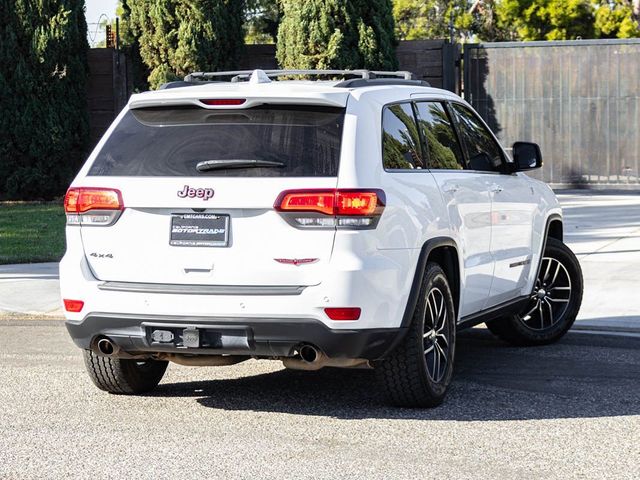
[85,0,119,47]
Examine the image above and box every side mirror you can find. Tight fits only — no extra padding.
[511,142,542,171]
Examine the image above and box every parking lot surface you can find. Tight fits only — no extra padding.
[1,324,639,479]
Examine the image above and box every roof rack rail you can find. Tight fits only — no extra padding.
[184,69,416,83]
[333,78,431,88]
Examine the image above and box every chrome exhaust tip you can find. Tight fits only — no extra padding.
[96,337,118,356]
[298,344,319,363]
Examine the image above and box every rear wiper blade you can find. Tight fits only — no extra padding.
[196,159,285,172]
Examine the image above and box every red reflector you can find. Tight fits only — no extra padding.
[200,98,246,106]
[324,308,361,321]
[64,188,123,213]
[63,299,84,313]
[275,189,384,216]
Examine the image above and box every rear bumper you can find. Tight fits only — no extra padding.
[65,313,405,360]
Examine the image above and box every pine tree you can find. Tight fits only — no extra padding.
[0,0,89,200]
[276,0,398,71]
[129,0,246,90]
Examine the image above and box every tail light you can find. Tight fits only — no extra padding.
[275,189,385,229]
[64,188,123,226]
[200,98,246,106]
[63,299,84,313]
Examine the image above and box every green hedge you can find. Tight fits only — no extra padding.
[0,0,89,201]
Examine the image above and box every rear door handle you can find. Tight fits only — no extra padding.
[443,184,460,194]
[490,184,504,193]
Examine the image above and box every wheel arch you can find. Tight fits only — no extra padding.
[401,237,462,329]
[547,216,563,242]
[536,213,563,275]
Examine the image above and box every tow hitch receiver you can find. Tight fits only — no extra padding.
[182,329,200,348]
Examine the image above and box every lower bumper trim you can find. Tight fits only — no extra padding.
[65,313,404,361]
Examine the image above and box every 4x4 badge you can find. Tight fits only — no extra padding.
[177,185,214,200]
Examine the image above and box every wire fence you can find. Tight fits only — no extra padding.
[87,15,119,48]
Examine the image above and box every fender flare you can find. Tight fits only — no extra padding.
[534,213,563,285]
[375,237,461,361]
[400,237,461,329]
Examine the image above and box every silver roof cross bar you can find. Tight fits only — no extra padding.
[184,69,415,83]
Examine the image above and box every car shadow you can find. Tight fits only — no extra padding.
[151,329,640,421]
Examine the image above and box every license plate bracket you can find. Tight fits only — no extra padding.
[170,213,229,247]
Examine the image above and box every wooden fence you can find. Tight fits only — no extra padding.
[237,40,458,91]
[464,39,640,187]
[87,48,131,148]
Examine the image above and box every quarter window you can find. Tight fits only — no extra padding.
[382,103,423,170]
[450,103,504,172]
[414,102,464,170]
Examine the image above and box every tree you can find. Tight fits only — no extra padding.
[393,0,470,41]
[244,0,281,44]
[0,0,89,200]
[129,0,246,90]
[496,0,595,41]
[118,1,150,91]
[467,0,518,41]
[594,0,640,38]
[277,0,398,71]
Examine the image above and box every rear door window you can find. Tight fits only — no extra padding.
[414,102,464,170]
[88,105,345,177]
[382,103,423,170]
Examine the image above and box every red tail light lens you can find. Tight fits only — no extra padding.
[277,191,336,215]
[200,98,246,106]
[64,188,123,213]
[64,188,123,226]
[275,189,384,216]
[335,191,379,216]
[324,308,361,321]
[275,189,385,229]
[63,299,84,313]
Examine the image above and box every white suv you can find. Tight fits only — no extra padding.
[60,69,583,407]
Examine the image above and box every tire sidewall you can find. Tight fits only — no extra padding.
[414,266,457,398]
[511,238,583,343]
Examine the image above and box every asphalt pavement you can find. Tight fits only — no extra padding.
[0,325,638,479]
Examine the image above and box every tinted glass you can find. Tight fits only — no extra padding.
[414,102,464,170]
[88,105,345,177]
[382,103,423,169]
[451,103,504,172]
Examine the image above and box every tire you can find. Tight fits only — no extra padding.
[83,349,168,394]
[377,262,456,408]
[486,237,583,346]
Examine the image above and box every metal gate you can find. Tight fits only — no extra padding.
[464,39,640,187]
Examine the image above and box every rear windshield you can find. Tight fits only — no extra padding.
[88,105,345,177]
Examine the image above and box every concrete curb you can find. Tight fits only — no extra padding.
[0,317,65,327]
